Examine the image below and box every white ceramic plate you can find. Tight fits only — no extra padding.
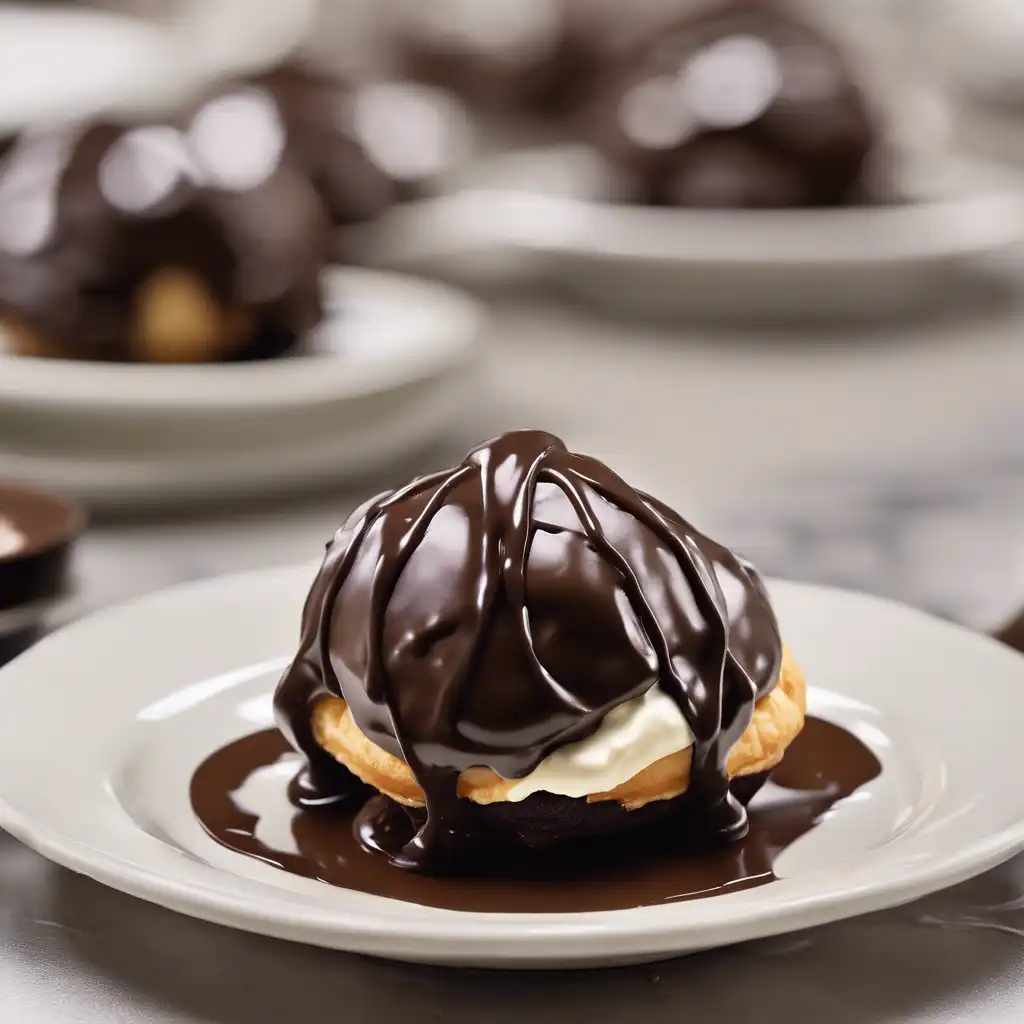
[0,269,483,506]
[368,144,1024,321]
[0,5,190,132]
[0,3,316,133]
[0,564,1022,968]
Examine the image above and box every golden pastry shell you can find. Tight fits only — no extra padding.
[312,645,806,812]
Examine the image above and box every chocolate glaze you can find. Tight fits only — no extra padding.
[250,66,467,234]
[252,68,395,228]
[397,0,607,120]
[192,716,881,913]
[275,431,782,872]
[0,100,328,362]
[588,3,878,208]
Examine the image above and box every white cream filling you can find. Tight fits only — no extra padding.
[504,685,694,803]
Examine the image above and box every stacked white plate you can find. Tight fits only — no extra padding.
[365,144,1024,321]
[0,268,484,507]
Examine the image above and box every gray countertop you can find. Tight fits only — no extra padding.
[5,251,1024,1021]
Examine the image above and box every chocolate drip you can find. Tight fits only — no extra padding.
[275,431,782,871]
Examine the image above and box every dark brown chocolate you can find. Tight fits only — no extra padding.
[0,97,329,362]
[396,0,606,120]
[588,3,877,208]
[0,482,84,612]
[192,715,881,912]
[275,431,782,872]
[251,66,467,232]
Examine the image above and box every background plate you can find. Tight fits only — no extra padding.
[0,269,484,506]
[366,145,1024,321]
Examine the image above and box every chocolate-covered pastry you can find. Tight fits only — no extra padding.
[253,66,468,227]
[0,91,329,363]
[253,67,394,227]
[276,430,804,874]
[589,2,878,208]
[395,0,606,119]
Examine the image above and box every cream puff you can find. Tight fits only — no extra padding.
[276,430,804,871]
[587,2,879,208]
[0,94,328,363]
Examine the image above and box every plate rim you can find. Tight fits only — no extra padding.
[0,267,485,414]
[0,369,472,505]
[423,145,1024,268]
[1,566,1023,962]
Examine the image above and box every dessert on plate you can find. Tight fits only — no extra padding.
[253,65,470,226]
[0,92,329,363]
[276,430,806,872]
[587,1,882,208]
[393,0,608,121]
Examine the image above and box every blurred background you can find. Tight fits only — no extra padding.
[2,0,1024,666]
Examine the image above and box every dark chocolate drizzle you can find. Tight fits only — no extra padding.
[192,717,881,912]
[275,431,782,871]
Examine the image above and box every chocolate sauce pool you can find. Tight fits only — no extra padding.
[191,716,879,914]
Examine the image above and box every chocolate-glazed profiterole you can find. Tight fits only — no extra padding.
[589,2,878,208]
[252,66,469,228]
[253,67,392,228]
[0,95,328,363]
[276,431,797,873]
[395,0,612,120]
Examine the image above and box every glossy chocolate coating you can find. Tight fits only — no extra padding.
[396,0,606,119]
[275,431,782,872]
[193,716,880,911]
[255,66,467,227]
[590,3,877,208]
[0,95,329,362]
[254,67,395,227]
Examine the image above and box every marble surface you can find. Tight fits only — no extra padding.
[6,123,1024,1021]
